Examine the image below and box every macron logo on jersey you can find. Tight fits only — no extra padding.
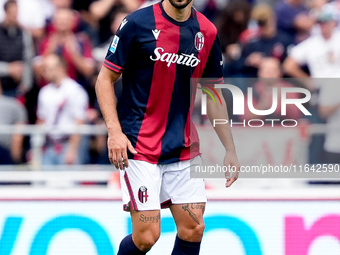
[110,35,119,53]
[150,47,201,67]
[119,19,128,30]
[152,29,161,40]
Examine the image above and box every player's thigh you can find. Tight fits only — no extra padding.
[160,156,207,209]
[170,203,206,226]
[121,160,162,248]
[130,209,161,243]
[120,160,162,211]
[170,203,206,242]
[161,157,207,241]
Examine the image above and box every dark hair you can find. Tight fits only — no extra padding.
[215,0,251,52]
[4,0,17,12]
[110,6,129,24]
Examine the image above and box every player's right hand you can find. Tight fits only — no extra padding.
[108,132,137,170]
[224,151,240,188]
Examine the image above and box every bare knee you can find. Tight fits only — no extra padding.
[178,222,205,242]
[130,210,161,251]
[133,229,160,252]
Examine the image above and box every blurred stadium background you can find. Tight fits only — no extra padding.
[0,0,340,254]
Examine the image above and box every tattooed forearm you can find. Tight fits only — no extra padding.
[182,203,200,225]
[139,213,160,223]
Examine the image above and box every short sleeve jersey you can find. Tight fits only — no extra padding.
[104,2,223,164]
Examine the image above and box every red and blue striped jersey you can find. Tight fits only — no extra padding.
[104,2,223,164]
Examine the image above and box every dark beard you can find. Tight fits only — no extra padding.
[168,0,193,9]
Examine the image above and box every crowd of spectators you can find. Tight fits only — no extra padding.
[214,0,340,165]
[0,0,339,165]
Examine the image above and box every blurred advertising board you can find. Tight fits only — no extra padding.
[0,196,339,255]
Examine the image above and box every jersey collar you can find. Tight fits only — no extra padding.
[158,1,196,27]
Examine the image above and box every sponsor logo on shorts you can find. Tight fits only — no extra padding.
[138,186,148,203]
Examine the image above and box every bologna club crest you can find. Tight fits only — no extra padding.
[138,186,148,203]
[195,32,204,51]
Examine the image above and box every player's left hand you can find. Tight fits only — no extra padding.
[224,151,240,188]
